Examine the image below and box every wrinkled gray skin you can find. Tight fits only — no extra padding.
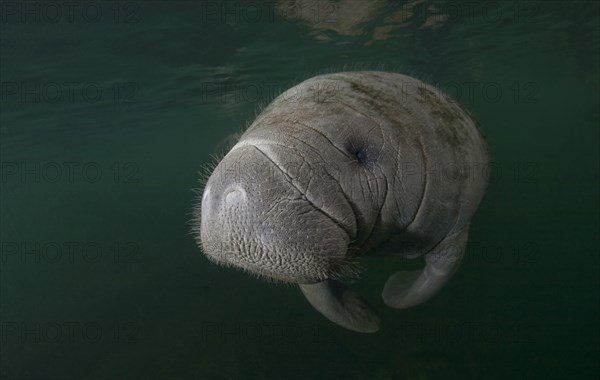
[197,71,489,333]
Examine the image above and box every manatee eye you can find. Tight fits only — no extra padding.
[354,149,367,164]
[346,140,371,166]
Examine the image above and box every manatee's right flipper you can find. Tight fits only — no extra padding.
[299,279,381,333]
[382,224,470,309]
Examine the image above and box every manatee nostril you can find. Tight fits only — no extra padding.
[225,187,246,206]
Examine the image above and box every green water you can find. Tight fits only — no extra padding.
[0,1,598,379]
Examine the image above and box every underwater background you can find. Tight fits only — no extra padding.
[1,1,598,379]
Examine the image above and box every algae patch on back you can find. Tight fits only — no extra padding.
[418,86,469,149]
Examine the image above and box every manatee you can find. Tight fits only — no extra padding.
[194,71,489,333]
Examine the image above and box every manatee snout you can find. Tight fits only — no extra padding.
[199,145,351,284]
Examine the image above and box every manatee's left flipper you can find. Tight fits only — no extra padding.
[299,279,381,333]
[382,224,470,309]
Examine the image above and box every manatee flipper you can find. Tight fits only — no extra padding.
[299,279,381,333]
[382,224,470,309]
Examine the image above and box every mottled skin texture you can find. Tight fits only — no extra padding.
[197,71,489,333]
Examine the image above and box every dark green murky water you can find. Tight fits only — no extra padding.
[1,1,598,379]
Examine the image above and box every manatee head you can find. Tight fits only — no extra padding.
[196,141,359,284]
[193,71,489,333]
